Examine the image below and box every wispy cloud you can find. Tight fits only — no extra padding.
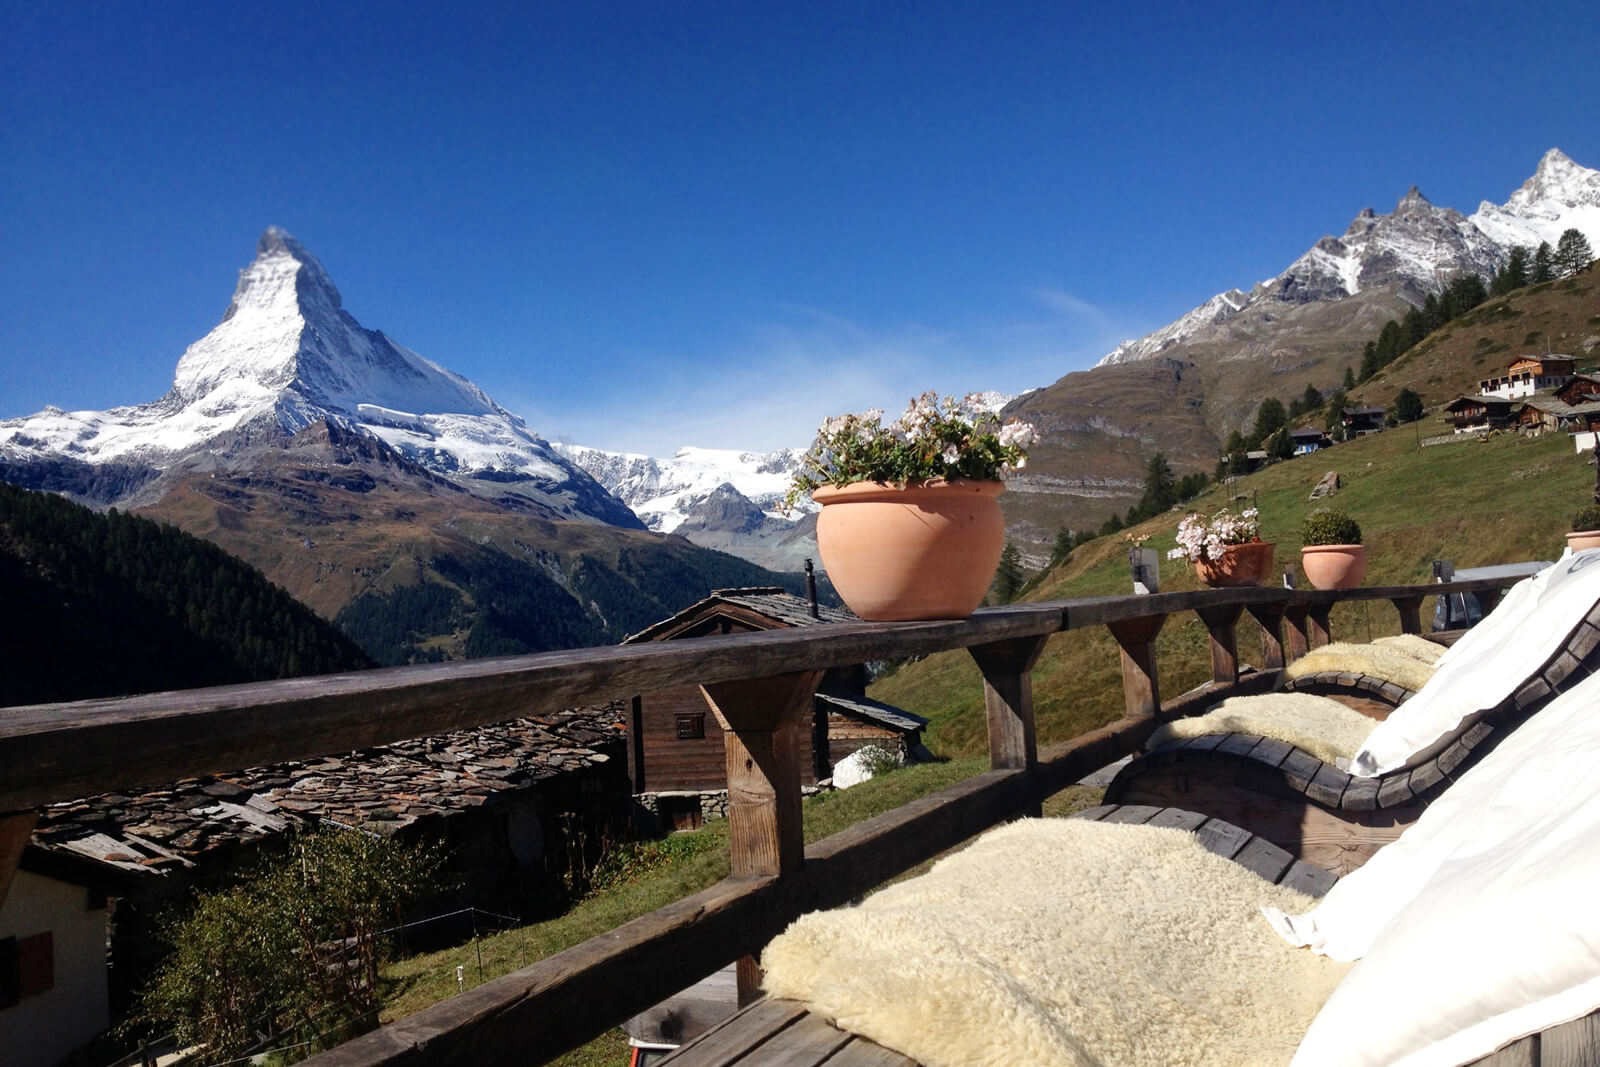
[517,291,1134,456]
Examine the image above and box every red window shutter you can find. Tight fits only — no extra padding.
[16,932,53,998]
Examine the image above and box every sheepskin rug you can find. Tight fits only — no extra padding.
[1146,693,1378,764]
[1371,633,1446,666]
[760,819,1350,1067]
[1281,640,1438,694]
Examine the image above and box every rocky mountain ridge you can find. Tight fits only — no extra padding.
[1097,149,1599,368]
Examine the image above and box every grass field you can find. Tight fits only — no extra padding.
[877,426,1588,756]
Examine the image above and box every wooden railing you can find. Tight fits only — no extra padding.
[0,576,1522,1064]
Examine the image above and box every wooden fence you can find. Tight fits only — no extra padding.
[0,577,1520,1064]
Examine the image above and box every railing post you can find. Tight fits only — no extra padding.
[1194,604,1244,684]
[969,635,1050,818]
[1107,615,1168,719]
[1307,603,1333,647]
[1390,595,1425,635]
[1283,604,1311,661]
[1246,602,1287,670]
[700,669,825,1006]
[0,811,38,911]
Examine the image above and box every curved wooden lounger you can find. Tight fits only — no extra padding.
[660,806,1593,1066]
[1107,601,1600,876]
[1278,670,1416,719]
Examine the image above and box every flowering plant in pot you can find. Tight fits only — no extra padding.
[1299,508,1366,589]
[1166,507,1274,586]
[1568,504,1600,552]
[787,392,1035,621]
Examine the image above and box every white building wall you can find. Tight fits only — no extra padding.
[0,870,109,1067]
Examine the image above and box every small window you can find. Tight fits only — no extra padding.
[674,713,705,740]
[0,932,52,1009]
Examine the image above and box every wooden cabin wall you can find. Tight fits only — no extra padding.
[827,716,905,768]
[633,685,818,793]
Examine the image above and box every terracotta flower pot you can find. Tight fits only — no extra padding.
[1194,541,1275,587]
[1567,531,1600,552]
[812,479,1006,621]
[1301,544,1367,590]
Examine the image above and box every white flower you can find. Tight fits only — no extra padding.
[998,420,1036,449]
[942,444,961,465]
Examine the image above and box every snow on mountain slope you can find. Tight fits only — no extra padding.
[554,442,810,533]
[556,389,1019,534]
[1469,148,1600,252]
[0,228,637,525]
[1099,148,1599,368]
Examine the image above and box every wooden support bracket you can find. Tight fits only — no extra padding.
[1283,604,1312,661]
[1307,603,1334,648]
[1107,614,1168,720]
[1195,604,1245,684]
[1246,602,1287,670]
[700,670,826,880]
[1390,595,1425,636]
[700,669,824,1006]
[969,635,1049,773]
[0,810,39,912]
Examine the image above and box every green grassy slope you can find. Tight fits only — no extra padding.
[876,426,1589,758]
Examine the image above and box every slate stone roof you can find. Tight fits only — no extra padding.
[624,588,855,642]
[31,705,627,879]
[816,690,929,733]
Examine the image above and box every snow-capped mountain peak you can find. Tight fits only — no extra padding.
[1098,149,1600,368]
[1506,148,1600,213]
[1,229,640,527]
[170,227,500,426]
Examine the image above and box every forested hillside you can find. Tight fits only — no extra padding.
[0,482,373,706]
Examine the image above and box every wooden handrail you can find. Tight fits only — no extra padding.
[0,575,1528,1062]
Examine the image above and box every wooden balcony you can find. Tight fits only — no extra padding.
[0,576,1523,1064]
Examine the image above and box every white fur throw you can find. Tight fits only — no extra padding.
[1281,641,1437,694]
[1147,694,1378,765]
[760,819,1350,1067]
[1371,634,1445,666]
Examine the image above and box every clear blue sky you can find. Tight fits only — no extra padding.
[3,1,1598,455]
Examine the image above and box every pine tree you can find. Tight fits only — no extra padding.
[1141,453,1177,512]
[1342,365,1357,390]
[1050,525,1074,566]
[1250,397,1287,446]
[1533,242,1555,284]
[1491,246,1530,295]
[1556,228,1594,278]
[1395,387,1424,424]
[1324,387,1349,439]
[1265,427,1293,461]
[993,541,1024,602]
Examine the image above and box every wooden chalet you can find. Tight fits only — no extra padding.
[0,572,1546,1066]
[1341,405,1386,436]
[1289,426,1330,455]
[1478,354,1577,400]
[1515,394,1600,436]
[623,588,926,830]
[1444,395,1515,433]
[1555,374,1600,406]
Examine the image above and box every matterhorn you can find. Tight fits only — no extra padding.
[0,227,638,526]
